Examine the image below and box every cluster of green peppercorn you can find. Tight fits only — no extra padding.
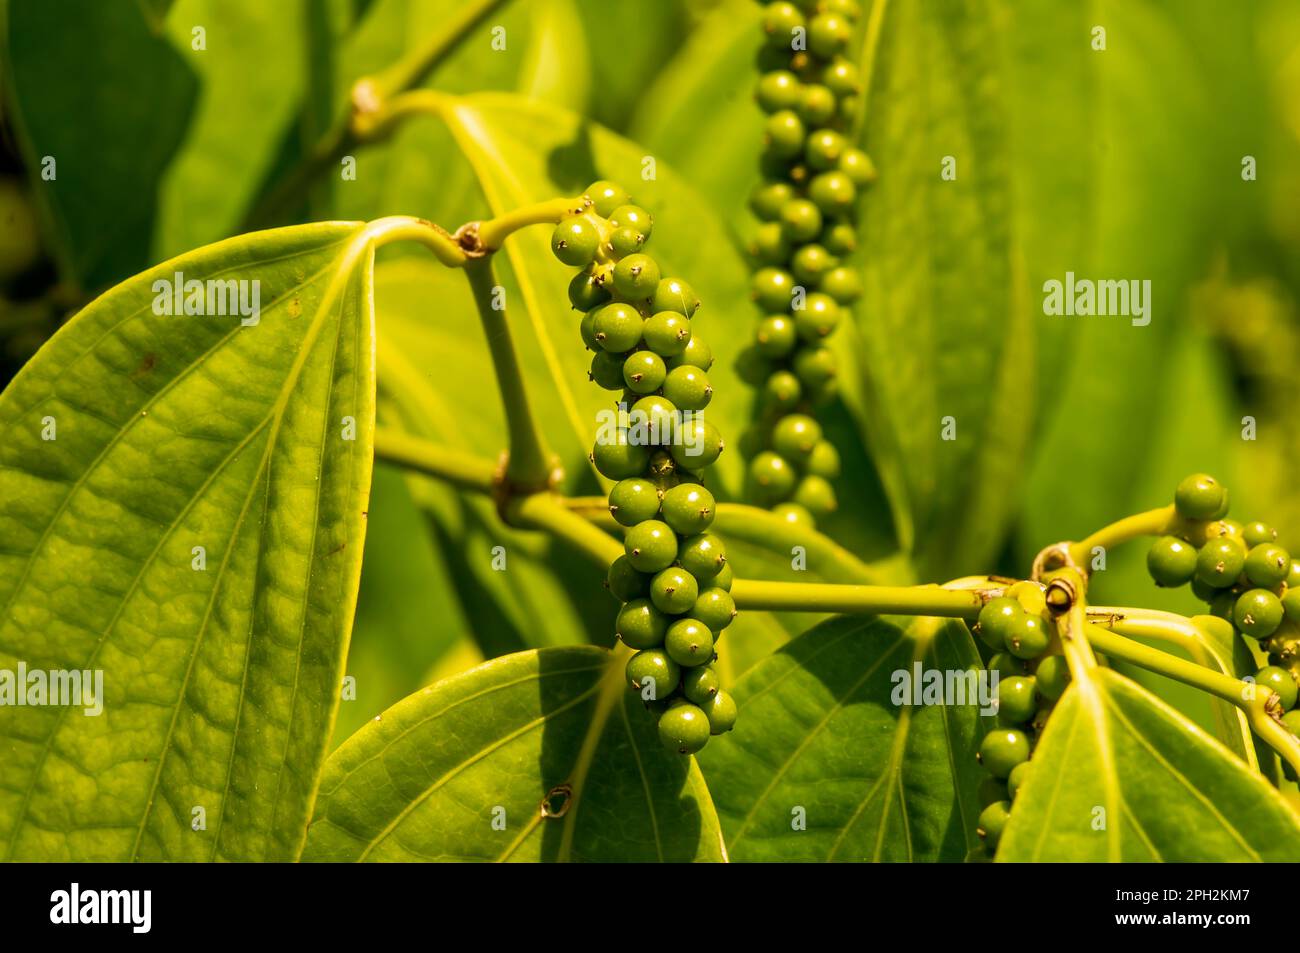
[1145,473,1300,737]
[553,180,739,755]
[969,585,1072,854]
[740,0,874,528]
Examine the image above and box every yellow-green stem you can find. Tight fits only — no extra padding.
[462,257,554,488]
[1067,505,1176,566]
[373,428,496,492]
[1084,622,1300,776]
[729,579,989,618]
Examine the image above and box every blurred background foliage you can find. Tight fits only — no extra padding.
[2,0,1298,747]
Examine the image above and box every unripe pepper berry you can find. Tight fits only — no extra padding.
[551,216,600,267]
[624,519,678,573]
[978,729,1030,779]
[665,618,716,667]
[612,253,661,300]
[658,702,711,754]
[616,598,668,649]
[661,483,716,535]
[626,649,681,699]
[689,587,736,633]
[650,566,700,615]
[609,478,661,527]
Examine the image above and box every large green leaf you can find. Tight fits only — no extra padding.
[0,0,197,290]
[152,0,311,259]
[331,464,466,748]
[0,222,376,861]
[848,0,1045,579]
[699,614,990,861]
[303,646,727,862]
[629,0,762,233]
[998,667,1300,861]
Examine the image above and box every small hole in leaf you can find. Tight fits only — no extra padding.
[540,784,573,819]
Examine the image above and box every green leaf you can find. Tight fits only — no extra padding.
[152,0,312,259]
[0,221,376,860]
[848,0,1042,579]
[699,614,989,861]
[629,0,762,230]
[1,0,198,289]
[998,667,1300,861]
[331,464,466,749]
[303,646,727,862]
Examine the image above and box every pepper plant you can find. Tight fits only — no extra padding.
[2,0,1300,864]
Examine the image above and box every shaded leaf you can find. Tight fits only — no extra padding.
[1,0,197,289]
[304,646,726,862]
[699,614,989,861]
[0,222,375,861]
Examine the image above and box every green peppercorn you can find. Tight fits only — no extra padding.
[764,369,803,409]
[658,702,711,754]
[996,676,1037,725]
[750,180,796,221]
[690,587,736,633]
[838,148,876,187]
[609,478,661,527]
[1147,535,1198,587]
[798,84,838,126]
[592,431,650,480]
[665,618,716,667]
[616,598,669,649]
[702,690,738,734]
[627,649,681,699]
[794,291,840,341]
[1245,543,1291,589]
[978,729,1030,779]
[662,364,713,411]
[1034,654,1071,701]
[607,555,651,602]
[608,204,653,241]
[1234,588,1284,639]
[677,532,727,581]
[807,439,841,479]
[1175,473,1226,520]
[1256,665,1298,710]
[608,226,645,258]
[651,277,701,317]
[756,69,803,113]
[808,170,856,215]
[682,665,721,705]
[593,302,644,353]
[752,266,796,312]
[650,566,700,615]
[1197,538,1248,589]
[587,180,630,217]
[661,483,716,535]
[670,417,724,470]
[755,314,799,358]
[569,271,611,311]
[1242,520,1279,548]
[624,519,678,573]
[612,253,661,300]
[780,198,823,243]
[551,216,600,267]
[976,597,1023,651]
[749,450,797,504]
[764,110,806,159]
[819,266,862,304]
[589,350,626,390]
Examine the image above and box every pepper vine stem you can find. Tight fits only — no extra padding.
[1083,622,1300,777]
[372,428,497,492]
[728,580,991,617]
[461,257,556,488]
[1066,504,1176,568]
